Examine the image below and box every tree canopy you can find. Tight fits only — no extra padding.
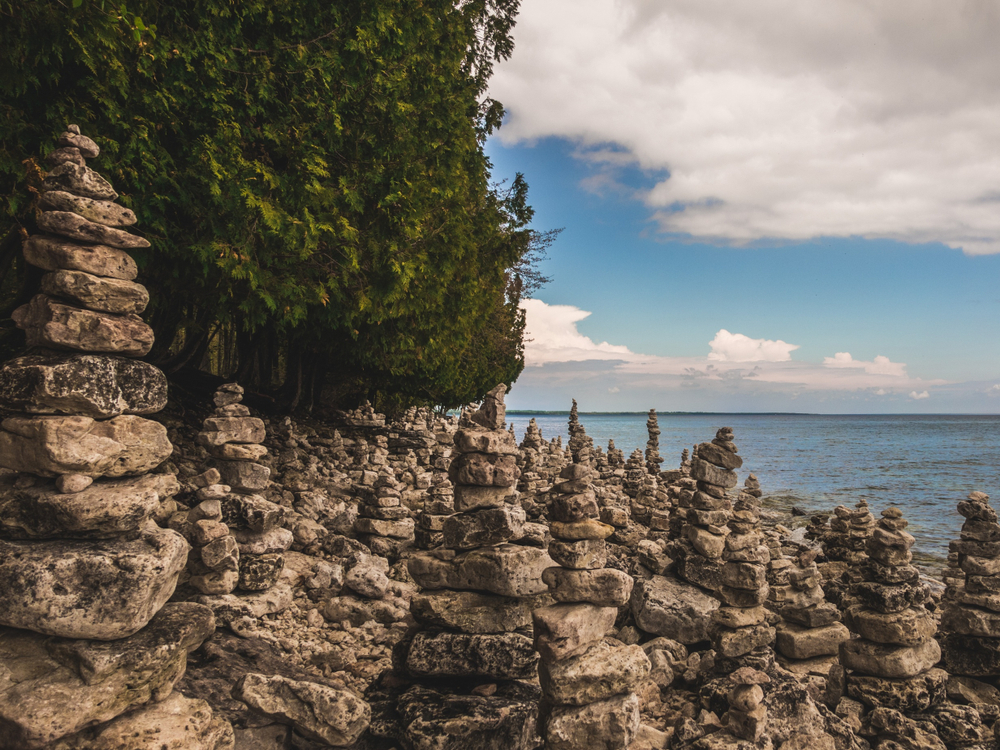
[0,0,548,411]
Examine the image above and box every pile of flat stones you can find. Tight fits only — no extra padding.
[399,385,547,749]
[535,439,648,750]
[773,546,848,664]
[0,125,229,748]
[414,472,454,549]
[839,506,946,715]
[695,667,773,750]
[645,408,662,474]
[354,469,415,556]
[567,398,593,464]
[941,491,1000,679]
[174,466,241,595]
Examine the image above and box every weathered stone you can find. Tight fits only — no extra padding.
[839,637,941,679]
[13,295,154,356]
[43,163,117,201]
[406,631,538,679]
[23,235,138,280]
[56,473,93,493]
[853,581,929,613]
[449,452,519,487]
[539,639,651,706]
[0,352,166,418]
[686,525,727,558]
[38,190,136,227]
[715,624,776,658]
[344,564,389,599]
[630,574,719,644]
[0,603,214,749]
[549,490,599,522]
[940,601,1000,636]
[215,460,270,492]
[690,458,738,489]
[0,526,188,639]
[220,494,284,533]
[196,584,292,625]
[354,517,414,538]
[200,536,239,571]
[940,633,1000,676]
[408,544,555,597]
[696,442,744,470]
[238,553,284,591]
[37,211,149,250]
[533,603,618,661]
[550,518,615,541]
[0,414,171,477]
[847,668,948,712]
[231,526,293,555]
[56,131,100,157]
[713,606,767,629]
[41,270,149,314]
[844,605,936,646]
[410,590,535,633]
[775,622,850,660]
[0,473,178,540]
[200,417,266,446]
[452,484,513,511]
[721,562,767,590]
[45,147,85,168]
[454,427,518,455]
[207,442,268,461]
[233,673,369,746]
[442,505,526,549]
[549,538,608,569]
[543,566,634,606]
[545,693,640,750]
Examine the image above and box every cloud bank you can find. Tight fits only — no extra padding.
[491,0,1000,254]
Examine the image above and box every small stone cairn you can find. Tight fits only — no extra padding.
[773,545,848,663]
[199,383,292,592]
[175,466,240,595]
[399,385,543,748]
[941,491,1000,679]
[645,408,663,475]
[838,506,946,714]
[0,125,227,746]
[695,667,773,750]
[567,399,593,465]
[354,468,415,557]
[414,472,454,550]
[535,437,649,750]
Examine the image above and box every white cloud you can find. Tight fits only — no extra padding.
[910,390,930,400]
[492,0,1000,253]
[521,298,640,365]
[823,352,908,377]
[608,386,621,393]
[708,329,799,362]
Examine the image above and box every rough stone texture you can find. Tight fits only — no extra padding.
[407,544,555,597]
[38,190,137,227]
[0,473,178,539]
[630,574,720,644]
[441,505,526,549]
[215,460,270,492]
[538,638,651,706]
[0,602,214,749]
[775,622,850,660]
[846,668,948,712]
[0,414,172,477]
[42,270,149,315]
[36,211,150,250]
[23,235,138,280]
[543,566,634,606]
[0,526,188,639]
[839,637,941,679]
[12,294,154,356]
[941,633,1000,677]
[233,672,369,746]
[533,603,618,662]
[545,693,641,750]
[43,162,118,201]
[405,631,538,679]
[409,590,536,633]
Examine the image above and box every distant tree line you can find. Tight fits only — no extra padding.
[0,0,554,413]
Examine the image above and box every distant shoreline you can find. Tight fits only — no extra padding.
[507,411,1000,417]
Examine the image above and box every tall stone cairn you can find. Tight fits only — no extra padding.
[623,449,646,499]
[941,491,1000,678]
[354,467,415,557]
[838,506,946,714]
[772,545,849,663]
[175,466,241,595]
[668,428,741,593]
[535,430,648,750]
[567,399,593,465]
[199,383,292,592]
[645,408,662,475]
[711,472,775,674]
[399,384,543,749]
[0,125,228,747]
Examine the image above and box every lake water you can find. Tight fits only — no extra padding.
[508,412,1000,567]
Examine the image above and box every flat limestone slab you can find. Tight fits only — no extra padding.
[0,602,214,749]
[0,526,188,639]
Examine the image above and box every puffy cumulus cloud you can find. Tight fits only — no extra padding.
[708,329,799,362]
[910,390,930,400]
[823,352,908,377]
[521,298,640,365]
[491,0,1000,254]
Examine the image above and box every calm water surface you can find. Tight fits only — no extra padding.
[508,413,1000,566]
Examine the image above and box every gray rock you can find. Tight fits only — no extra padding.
[408,544,555,597]
[630,574,720,644]
[215,460,270,492]
[0,473,178,539]
[13,294,154,356]
[0,351,165,418]
[46,147,85,168]
[539,638,651,706]
[0,526,188,639]
[545,693,640,750]
[42,163,117,201]
[442,505,526,549]
[543,566,634,606]
[23,235,138,280]
[533,603,617,661]
[690,458,738,488]
[41,270,149,314]
[0,414,172,477]
[839,636,941,679]
[39,190,137,227]
[233,673,369,747]
[0,602,214,749]
[405,631,538,679]
[409,590,536,633]
[56,131,100,158]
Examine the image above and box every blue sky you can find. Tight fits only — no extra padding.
[486,0,1000,414]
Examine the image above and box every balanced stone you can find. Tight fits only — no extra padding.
[542,566,633,606]
[406,631,538,679]
[41,270,149,314]
[839,637,941,679]
[545,693,640,750]
[409,590,535,633]
[23,235,138,280]
[42,162,118,201]
[538,639,651,706]
[36,211,150,250]
[13,294,154,356]
[38,190,136,227]
[534,603,618,661]
[408,545,555,596]
[441,504,526,549]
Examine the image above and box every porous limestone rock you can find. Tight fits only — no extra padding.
[12,294,154,356]
[23,235,138,280]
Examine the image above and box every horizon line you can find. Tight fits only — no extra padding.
[506,410,1000,417]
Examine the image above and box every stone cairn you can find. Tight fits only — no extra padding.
[354,468,415,557]
[711,471,776,674]
[773,544,848,664]
[567,399,593,465]
[534,434,649,750]
[623,449,646,500]
[0,125,229,746]
[941,491,1000,679]
[669,428,741,593]
[415,472,454,550]
[645,408,662,475]
[399,384,543,749]
[695,667,773,750]
[199,383,292,592]
[174,465,240,595]
[838,506,946,716]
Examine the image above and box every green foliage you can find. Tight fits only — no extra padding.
[0,0,538,409]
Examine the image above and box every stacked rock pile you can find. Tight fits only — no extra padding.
[0,125,228,747]
[399,385,546,748]
[695,668,773,750]
[645,408,663,475]
[773,547,848,664]
[199,384,292,592]
[839,506,946,715]
[174,467,241,595]
[354,468,415,557]
[567,399,593,465]
[941,491,1000,679]
[623,449,646,501]
[414,473,454,549]
[535,438,648,750]
[711,472,775,673]
[668,428,741,593]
